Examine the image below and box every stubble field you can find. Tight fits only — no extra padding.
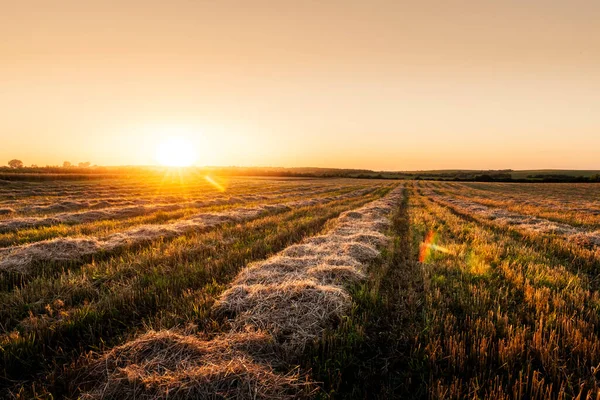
[0,176,599,399]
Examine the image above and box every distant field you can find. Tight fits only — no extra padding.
[402,169,600,178]
[2,166,599,182]
[1,178,599,399]
[511,169,600,178]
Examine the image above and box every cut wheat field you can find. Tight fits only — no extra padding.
[1,176,599,399]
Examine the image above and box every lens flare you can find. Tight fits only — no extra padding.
[205,175,226,192]
[419,230,450,262]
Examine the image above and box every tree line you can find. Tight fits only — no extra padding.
[7,160,92,169]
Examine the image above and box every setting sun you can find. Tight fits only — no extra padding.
[156,137,197,167]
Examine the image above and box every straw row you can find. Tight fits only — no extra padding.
[0,186,341,233]
[80,186,403,399]
[0,188,374,276]
[426,191,600,247]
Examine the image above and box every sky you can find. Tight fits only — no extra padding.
[1,0,599,170]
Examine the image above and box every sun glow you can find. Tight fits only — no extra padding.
[156,137,197,167]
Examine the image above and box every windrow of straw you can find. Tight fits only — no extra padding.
[19,196,192,213]
[216,188,401,353]
[81,330,305,400]
[426,190,600,247]
[3,181,318,214]
[434,181,600,216]
[19,197,172,214]
[0,188,373,275]
[80,187,402,399]
[0,186,340,233]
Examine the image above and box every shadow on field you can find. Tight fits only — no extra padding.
[305,189,429,399]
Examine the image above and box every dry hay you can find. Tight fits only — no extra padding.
[0,186,341,233]
[306,264,366,286]
[28,200,85,213]
[215,186,404,353]
[432,193,599,245]
[80,186,402,399]
[0,207,15,215]
[281,235,384,262]
[21,198,144,214]
[0,238,102,274]
[81,330,307,400]
[232,256,320,286]
[0,216,62,232]
[0,188,373,275]
[569,231,600,248]
[339,241,382,262]
[231,255,365,287]
[217,280,351,350]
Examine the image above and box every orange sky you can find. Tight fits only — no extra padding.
[2,1,599,170]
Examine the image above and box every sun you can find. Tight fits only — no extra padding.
[156,137,197,167]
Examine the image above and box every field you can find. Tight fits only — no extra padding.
[0,176,599,399]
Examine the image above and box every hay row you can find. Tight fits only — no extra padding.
[0,184,309,202]
[431,184,600,216]
[7,183,327,214]
[0,188,374,275]
[0,186,340,233]
[0,181,242,196]
[0,180,316,205]
[21,198,154,214]
[216,187,402,352]
[0,179,281,197]
[81,330,306,400]
[80,186,403,399]
[427,191,600,247]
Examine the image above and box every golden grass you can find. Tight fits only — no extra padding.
[410,184,600,399]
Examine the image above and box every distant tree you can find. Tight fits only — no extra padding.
[31,164,38,168]
[63,161,72,168]
[78,161,91,168]
[8,159,23,169]
[476,174,494,182]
